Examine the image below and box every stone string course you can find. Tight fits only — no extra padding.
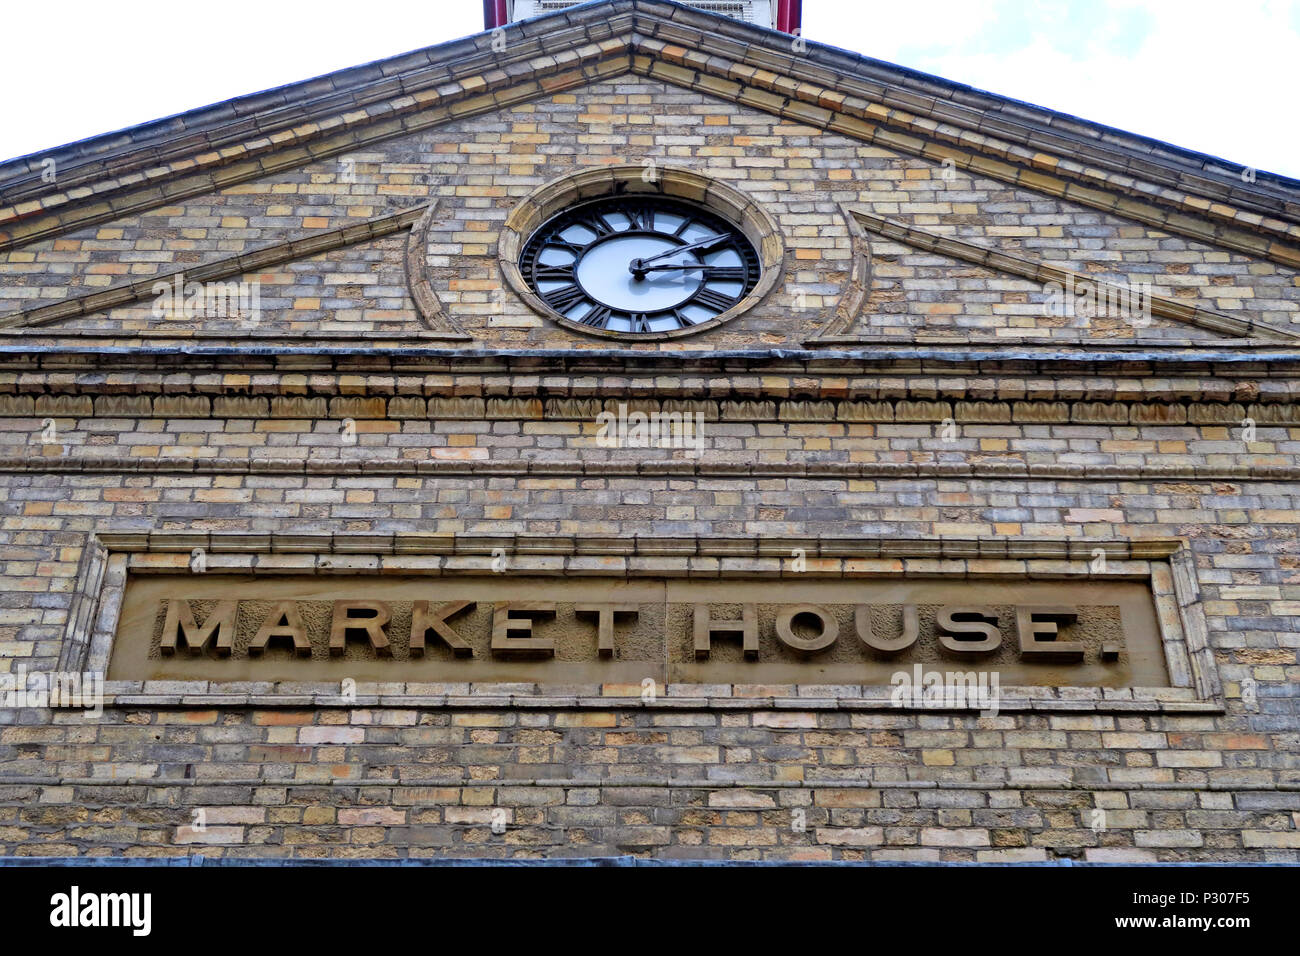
[8,394,1300,425]
[12,369,1300,403]
[2,410,1300,475]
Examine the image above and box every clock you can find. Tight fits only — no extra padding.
[518,195,762,336]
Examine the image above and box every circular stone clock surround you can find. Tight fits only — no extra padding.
[498,165,786,340]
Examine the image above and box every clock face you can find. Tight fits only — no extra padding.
[518,196,762,335]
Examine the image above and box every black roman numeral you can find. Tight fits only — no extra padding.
[701,266,746,281]
[629,313,652,333]
[542,284,587,312]
[578,305,612,328]
[547,239,588,258]
[692,288,739,313]
[624,206,654,231]
[579,215,613,237]
[534,264,576,282]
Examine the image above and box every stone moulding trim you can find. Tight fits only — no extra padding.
[404,202,472,339]
[630,39,1300,268]
[0,331,469,343]
[3,392,1299,427]
[0,206,443,332]
[59,532,1223,715]
[6,346,1300,376]
[811,336,1282,349]
[5,455,1300,484]
[806,209,1300,346]
[92,532,1183,560]
[5,777,1292,793]
[497,164,786,340]
[806,205,871,340]
[55,537,109,673]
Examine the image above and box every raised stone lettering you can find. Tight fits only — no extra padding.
[248,601,311,657]
[937,606,1001,655]
[159,600,237,656]
[490,602,556,659]
[856,604,919,654]
[121,581,1150,688]
[329,601,391,657]
[410,600,475,657]
[693,604,758,660]
[1017,606,1083,662]
[575,603,640,658]
[775,604,838,654]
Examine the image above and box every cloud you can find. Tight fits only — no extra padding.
[806,0,1300,178]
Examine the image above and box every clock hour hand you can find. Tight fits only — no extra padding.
[629,233,730,277]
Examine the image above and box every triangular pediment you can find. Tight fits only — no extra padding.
[1,0,1297,350]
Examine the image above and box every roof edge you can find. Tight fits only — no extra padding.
[1,0,1295,202]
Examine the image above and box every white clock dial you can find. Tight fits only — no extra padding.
[576,236,703,312]
[519,197,760,336]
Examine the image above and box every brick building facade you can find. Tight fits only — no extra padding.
[0,0,1298,862]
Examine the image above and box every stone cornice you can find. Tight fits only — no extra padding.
[5,3,1296,216]
[0,28,636,252]
[2,454,1298,484]
[5,357,1300,397]
[629,38,1300,266]
[5,346,1300,379]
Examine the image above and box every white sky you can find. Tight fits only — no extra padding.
[0,0,1296,178]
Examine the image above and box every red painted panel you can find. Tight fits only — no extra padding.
[486,1,802,35]
[777,0,804,35]
[483,0,509,30]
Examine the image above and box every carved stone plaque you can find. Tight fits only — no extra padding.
[108,575,1170,687]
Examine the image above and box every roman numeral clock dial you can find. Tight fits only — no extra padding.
[518,196,762,337]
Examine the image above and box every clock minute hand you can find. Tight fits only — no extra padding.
[629,233,729,276]
[639,263,739,273]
